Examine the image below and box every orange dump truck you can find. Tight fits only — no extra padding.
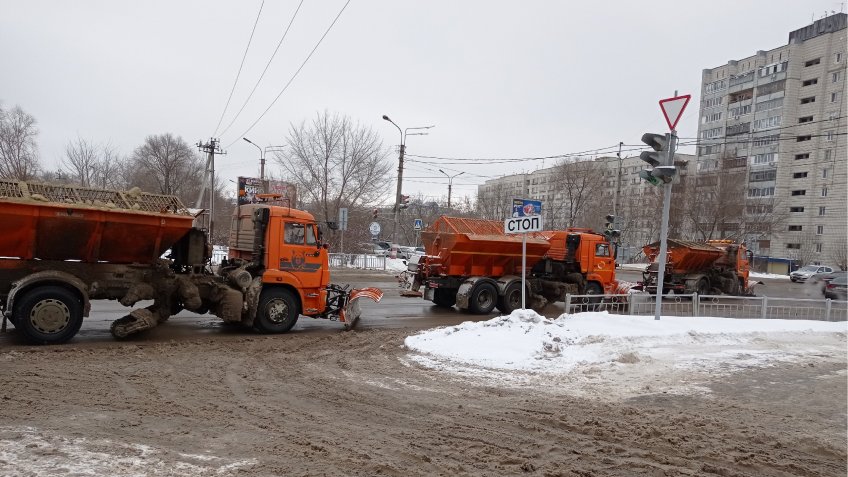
[407,216,618,313]
[0,181,381,344]
[639,239,753,296]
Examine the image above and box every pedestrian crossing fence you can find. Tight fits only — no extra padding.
[328,253,387,271]
[565,293,848,321]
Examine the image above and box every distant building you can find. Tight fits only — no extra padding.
[695,13,847,268]
[476,154,695,263]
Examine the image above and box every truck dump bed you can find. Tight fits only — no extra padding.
[420,216,551,277]
[0,181,194,263]
[643,239,723,274]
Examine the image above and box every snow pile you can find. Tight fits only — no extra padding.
[404,310,847,396]
[0,426,257,476]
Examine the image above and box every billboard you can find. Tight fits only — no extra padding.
[237,177,298,207]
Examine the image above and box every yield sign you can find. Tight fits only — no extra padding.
[659,94,691,131]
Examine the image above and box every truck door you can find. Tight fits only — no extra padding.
[591,242,615,286]
[279,221,325,291]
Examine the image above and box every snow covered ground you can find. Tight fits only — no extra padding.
[404,310,847,400]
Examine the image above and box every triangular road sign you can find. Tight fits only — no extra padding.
[659,94,691,131]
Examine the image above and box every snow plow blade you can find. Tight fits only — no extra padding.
[340,287,383,330]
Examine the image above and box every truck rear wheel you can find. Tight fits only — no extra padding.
[255,288,299,334]
[14,286,83,345]
[469,282,497,314]
[432,288,457,308]
[496,282,522,314]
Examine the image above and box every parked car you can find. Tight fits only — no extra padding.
[823,275,848,300]
[790,265,835,282]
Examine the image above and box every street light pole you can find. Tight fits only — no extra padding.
[438,169,465,209]
[382,114,434,244]
[242,137,265,181]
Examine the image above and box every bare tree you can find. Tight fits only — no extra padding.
[62,136,99,187]
[684,169,747,241]
[475,182,514,220]
[128,133,203,200]
[0,103,40,180]
[273,111,393,225]
[830,236,847,271]
[550,157,606,228]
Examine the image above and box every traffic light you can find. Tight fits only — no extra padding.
[639,132,677,185]
[603,214,620,240]
[372,208,379,219]
[399,195,410,209]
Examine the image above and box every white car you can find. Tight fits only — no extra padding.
[790,265,835,282]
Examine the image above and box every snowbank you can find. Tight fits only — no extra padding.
[404,310,847,398]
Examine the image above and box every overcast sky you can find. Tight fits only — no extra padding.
[1,0,842,205]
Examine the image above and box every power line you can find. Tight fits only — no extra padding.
[404,143,622,163]
[211,0,265,137]
[223,0,352,149]
[217,0,305,139]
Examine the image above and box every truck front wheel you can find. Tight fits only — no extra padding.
[255,289,299,333]
[469,282,497,314]
[15,286,83,345]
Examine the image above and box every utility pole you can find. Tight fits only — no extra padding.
[196,138,225,244]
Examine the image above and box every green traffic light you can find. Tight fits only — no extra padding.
[638,170,662,186]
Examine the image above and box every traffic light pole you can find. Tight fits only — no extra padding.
[652,131,676,320]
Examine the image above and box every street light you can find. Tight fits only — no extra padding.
[438,169,465,209]
[242,137,265,181]
[382,114,434,244]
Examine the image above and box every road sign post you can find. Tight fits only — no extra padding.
[506,199,544,310]
[652,92,689,321]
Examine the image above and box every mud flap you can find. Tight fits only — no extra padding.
[339,287,383,330]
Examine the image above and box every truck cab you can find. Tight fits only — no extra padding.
[228,204,331,316]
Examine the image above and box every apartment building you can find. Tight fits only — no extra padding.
[696,13,847,267]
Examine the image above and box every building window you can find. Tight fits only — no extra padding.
[748,187,775,197]
[804,58,821,67]
[791,190,806,196]
[826,131,835,141]
[788,225,803,231]
[834,72,842,83]
[800,96,816,104]
[795,153,810,160]
[822,187,828,197]
[837,52,843,63]
[798,116,813,123]
[823,168,829,178]
[754,98,782,113]
[831,92,839,103]
[819,206,826,216]
[752,153,776,164]
[753,134,779,147]
[753,116,781,130]
[786,243,801,249]
[816,243,823,253]
[797,135,812,142]
[824,149,832,160]
[790,206,805,212]
[751,170,777,182]
[802,78,818,86]
[816,225,824,235]
[792,172,808,178]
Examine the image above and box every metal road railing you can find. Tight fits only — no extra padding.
[564,293,848,322]
[328,253,387,271]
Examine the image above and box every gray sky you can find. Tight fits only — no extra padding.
[1,0,842,205]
